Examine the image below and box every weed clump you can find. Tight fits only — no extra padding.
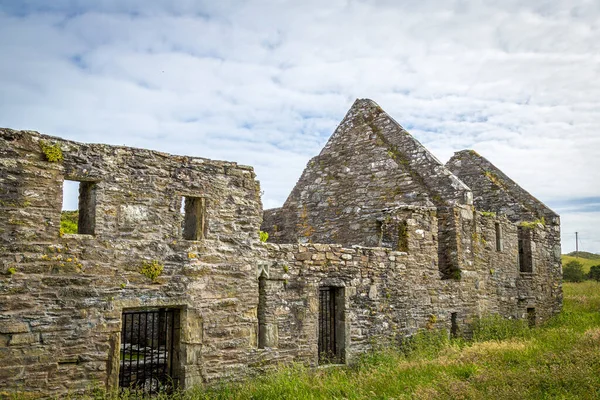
[259,230,269,242]
[140,259,164,283]
[39,140,63,163]
[519,217,546,229]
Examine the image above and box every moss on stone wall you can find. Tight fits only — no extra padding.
[519,217,546,230]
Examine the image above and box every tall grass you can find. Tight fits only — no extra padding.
[10,282,600,400]
[186,282,600,399]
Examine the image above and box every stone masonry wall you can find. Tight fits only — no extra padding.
[261,241,453,365]
[446,149,563,319]
[0,129,263,397]
[257,222,557,366]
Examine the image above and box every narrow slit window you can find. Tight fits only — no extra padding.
[495,222,503,252]
[376,220,384,247]
[181,196,206,240]
[397,220,409,252]
[257,273,267,349]
[518,227,533,273]
[450,312,459,338]
[61,179,96,235]
[527,307,536,327]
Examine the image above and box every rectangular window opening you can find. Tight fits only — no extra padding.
[377,220,394,248]
[518,227,533,273]
[119,308,181,395]
[495,222,503,252]
[62,179,96,235]
[527,307,536,327]
[318,286,345,364]
[377,219,408,252]
[181,196,206,241]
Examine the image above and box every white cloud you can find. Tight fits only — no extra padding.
[0,0,599,252]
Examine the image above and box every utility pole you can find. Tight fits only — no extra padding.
[575,232,578,258]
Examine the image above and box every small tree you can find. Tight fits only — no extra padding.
[563,260,585,282]
[588,265,600,282]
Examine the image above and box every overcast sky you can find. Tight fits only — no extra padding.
[1,0,598,253]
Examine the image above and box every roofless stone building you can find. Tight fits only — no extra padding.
[0,99,562,397]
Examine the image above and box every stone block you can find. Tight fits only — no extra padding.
[0,321,29,334]
[295,252,312,261]
[9,333,39,346]
[0,366,24,381]
[311,253,325,261]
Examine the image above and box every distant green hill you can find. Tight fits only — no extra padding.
[566,251,600,260]
[562,254,599,274]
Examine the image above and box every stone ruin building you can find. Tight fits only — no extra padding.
[0,99,562,397]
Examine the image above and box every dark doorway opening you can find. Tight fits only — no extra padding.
[119,308,180,395]
[318,286,345,364]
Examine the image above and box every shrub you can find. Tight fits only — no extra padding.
[588,265,600,282]
[563,260,585,282]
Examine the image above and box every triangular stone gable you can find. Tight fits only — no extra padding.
[263,98,473,246]
[446,150,558,223]
[283,99,471,209]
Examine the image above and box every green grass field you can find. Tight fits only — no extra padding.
[562,255,599,274]
[58,281,600,400]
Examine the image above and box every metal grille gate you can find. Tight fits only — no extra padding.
[119,308,179,395]
[318,287,337,363]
